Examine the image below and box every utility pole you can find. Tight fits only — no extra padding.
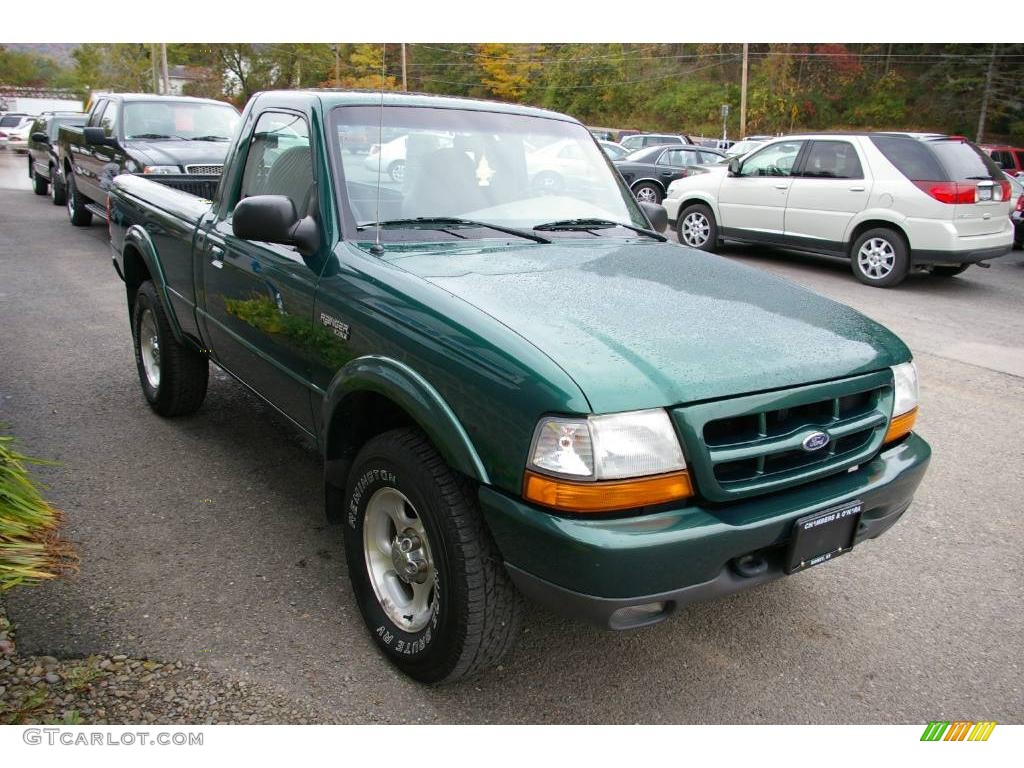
[739,43,749,139]
[160,43,170,96]
[401,43,408,91]
[334,44,340,87]
[976,43,997,144]
[151,43,159,93]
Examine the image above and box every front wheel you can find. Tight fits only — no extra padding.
[31,163,48,195]
[850,228,909,287]
[132,281,209,416]
[388,160,405,183]
[66,173,93,226]
[676,203,719,252]
[50,166,66,206]
[343,428,522,684]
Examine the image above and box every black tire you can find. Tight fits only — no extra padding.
[632,181,663,205]
[50,166,66,206]
[32,165,48,196]
[931,264,969,277]
[343,428,522,684]
[676,202,719,252]
[66,172,93,227]
[850,227,910,288]
[387,160,405,183]
[131,281,209,417]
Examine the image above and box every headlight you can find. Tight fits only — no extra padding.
[524,409,692,513]
[143,165,179,174]
[885,362,919,444]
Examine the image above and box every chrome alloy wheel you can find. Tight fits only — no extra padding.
[363,487,436,632]
[634,185,659,203]
[680,211,711,247]
[857,237,896,280]
[138,308,161,389]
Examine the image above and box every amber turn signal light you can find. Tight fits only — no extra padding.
[523,470,694,513]
[884,407,917,445]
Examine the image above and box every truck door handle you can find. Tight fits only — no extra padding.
[210,259,224,270]
[849,186,865,192]
[774,184,789,190]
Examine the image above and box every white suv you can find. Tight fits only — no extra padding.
[663,133,1014,287]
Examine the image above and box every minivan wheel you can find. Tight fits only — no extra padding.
[632,182,663,205]
[931,264,969,277]
[343,428,522,684]
[850,228,909,287]
[676,203,719,252]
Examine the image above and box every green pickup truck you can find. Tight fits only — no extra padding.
[108,90,930,684]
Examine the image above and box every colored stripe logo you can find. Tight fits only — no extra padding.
[921,721,996,741]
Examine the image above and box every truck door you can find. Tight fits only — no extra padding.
[198,110,323,434]
[783,139,870,250]
[717,139,805,240]
[81,100,120,202]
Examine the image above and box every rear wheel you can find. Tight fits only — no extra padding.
[66,172,93,226]
[850,228,909,287]
[343,428,522,684]
[676,203,719,252]
[132,281,209,416]
[931,264,969,277]
[632,181,663,205]
[388,160,405,183]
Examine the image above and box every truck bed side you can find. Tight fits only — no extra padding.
[109,173,213,345]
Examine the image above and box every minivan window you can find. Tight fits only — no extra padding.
[801,141,863,179]
[929,139,1002,181]
[739,141,804,177]
[870,136,946,181]
[1,114,25,128]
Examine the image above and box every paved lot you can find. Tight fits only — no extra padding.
[1,150,1021,723]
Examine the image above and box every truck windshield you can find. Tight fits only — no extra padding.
[123,101,240,141]
[331,105,647,238]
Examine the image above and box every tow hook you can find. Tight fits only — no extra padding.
[976,261,991,268]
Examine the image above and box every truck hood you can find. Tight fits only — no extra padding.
[383,239,910,412]
[126,139,230,170]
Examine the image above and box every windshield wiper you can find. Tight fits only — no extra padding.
[533,218,666,241]
[358,217,551,244]
[127,133,172,139]
[190,135,231,141]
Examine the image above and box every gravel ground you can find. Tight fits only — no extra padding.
[0,598,327,724]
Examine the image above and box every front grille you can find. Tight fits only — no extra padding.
[672,371,894,502]
[185,164,223,175]
[151,175,220,201]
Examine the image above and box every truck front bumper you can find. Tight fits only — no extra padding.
[479,433,930,630]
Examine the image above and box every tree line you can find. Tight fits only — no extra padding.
[2,43,1021,142]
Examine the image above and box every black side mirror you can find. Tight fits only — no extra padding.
[233,195,319,257]
[83,126,116,147]
[639,201,668,233]
[727,157,742,176]
[31,132,49,144]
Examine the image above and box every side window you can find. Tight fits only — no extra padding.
[99,101,118,136]
[657,149,681,166]
[1014,151,1024,171]
[992,150,1014,170]
[88,101,107,127]
[239,112,314,217]
[738,141,804,177]
[801,141,864,179]
[699,151,724,165]
[680,149,702,166]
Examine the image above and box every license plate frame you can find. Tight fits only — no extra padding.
[977,185,994,201]
[785,500,863,574]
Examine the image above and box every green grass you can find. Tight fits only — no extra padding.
[0,427,77,591]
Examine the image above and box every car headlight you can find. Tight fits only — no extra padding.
[885,362,918,444]
[142,165,179,174]
[524,409,693,513]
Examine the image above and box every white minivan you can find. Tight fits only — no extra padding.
[663,133,1014,286]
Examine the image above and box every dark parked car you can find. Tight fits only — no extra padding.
[58,93,240,226]
[27,112,87,204]
[613,144,726,203]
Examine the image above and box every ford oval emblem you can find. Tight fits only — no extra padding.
[802,431,830,452]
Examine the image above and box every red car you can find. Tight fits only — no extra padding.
[981,144,1024,177]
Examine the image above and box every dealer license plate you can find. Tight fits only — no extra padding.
[785,500,863,574]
